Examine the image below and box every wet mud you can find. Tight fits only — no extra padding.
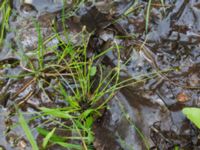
[0,0,200,149]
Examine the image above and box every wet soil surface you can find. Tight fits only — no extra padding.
[0,0,200,150]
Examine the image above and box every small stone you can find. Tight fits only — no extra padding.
[17,139,27,150]
[176,92,189,103]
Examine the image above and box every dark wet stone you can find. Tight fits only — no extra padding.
[80,6,112,32]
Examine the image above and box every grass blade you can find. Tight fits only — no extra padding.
[42,127,56,148]
[37,127,66,142]
[40,107,73,119]
[145,0,152,33]
[18,110,39,150]
[55,142,82,150]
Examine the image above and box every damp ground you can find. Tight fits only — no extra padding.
[0,0,200,150]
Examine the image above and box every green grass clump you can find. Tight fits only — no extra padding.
[1,1,166,149]
[13,23,168,149]
[14,24,125,149]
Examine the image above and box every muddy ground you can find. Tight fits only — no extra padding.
[0,0,200,150]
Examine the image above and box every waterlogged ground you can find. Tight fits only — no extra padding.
[0,0,200,150]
